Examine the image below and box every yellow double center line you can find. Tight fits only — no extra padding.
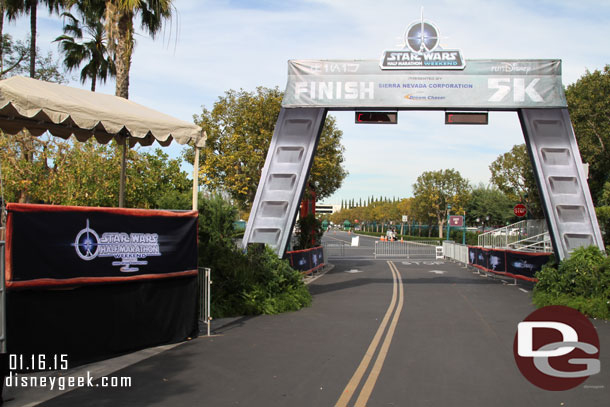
[335,261,404,407]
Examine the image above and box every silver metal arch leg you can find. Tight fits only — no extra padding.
[242,107,327,256]
[520,108,604,260]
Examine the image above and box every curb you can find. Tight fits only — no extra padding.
[304,263,335,285]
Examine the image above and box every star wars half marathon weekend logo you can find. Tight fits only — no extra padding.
[72,219,161,272]
[514,305,601,391]
[380,18,465,70]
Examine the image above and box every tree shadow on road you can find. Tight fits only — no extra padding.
[308,274,503,296]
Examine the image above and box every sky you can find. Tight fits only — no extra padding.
[4,0,610,205]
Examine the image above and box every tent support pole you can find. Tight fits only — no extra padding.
[119,136,127,208]
[192,145,200,211]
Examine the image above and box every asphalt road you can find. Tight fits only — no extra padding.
[18,248,606,407]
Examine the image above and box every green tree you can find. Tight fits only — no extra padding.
[565,65,610,204]
[412,169,470,238]
[489,144,543,218]
[5,0,65,77]
[465,183,515,227]
[0,134,190,208]
[191,87,347,211]
[0,36,66,202]
[1,34,66,82]
[55,0,115,91]
[1,33,28,76]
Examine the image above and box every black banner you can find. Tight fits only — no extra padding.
[6,275,199,369]
[467,245,550,281]
[480,249,490,270]
[310,246,324,270]
[287,246,325,273]
[505,250,551,280]
[487,249,506,273]
[6,203,198,288]
[468,247,478,265]
[289,250,312,272]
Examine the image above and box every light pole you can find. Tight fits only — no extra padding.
[462,211,466,245]
[445,204,452,241]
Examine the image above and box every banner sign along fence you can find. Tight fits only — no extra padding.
[468,246,551,282]
[286,246,324,274]
[282,59,565,109]
[5,203,198,288]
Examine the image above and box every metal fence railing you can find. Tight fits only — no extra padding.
[506,232,553,253]
[442,241,469,264]
[374,240,438,259]
[323,242,346,257]
[477,219,548,249]
[198,267,212,337]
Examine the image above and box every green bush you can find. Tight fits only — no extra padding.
[533,245,610,319]
[294,213,323,250]
[596,206,610,243]
[448,229,479,245]
[197,195,311,318]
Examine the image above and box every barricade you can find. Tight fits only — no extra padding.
[442,241,469,264]
[443,241,551,282]
[467,246,551,282]
[286,246,325,275]
[374,240,438,259]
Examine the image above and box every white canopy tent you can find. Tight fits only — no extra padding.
[0,76,206,209]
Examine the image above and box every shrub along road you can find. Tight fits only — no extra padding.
[36,258,609,406]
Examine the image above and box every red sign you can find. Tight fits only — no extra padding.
[449,215,463,227]
[514,204,527,217]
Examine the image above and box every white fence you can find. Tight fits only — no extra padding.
[442,241,469,264]
[374,240,439,259]
[323,242,347,257]
[198,267,212,337]
[477,219,548,250]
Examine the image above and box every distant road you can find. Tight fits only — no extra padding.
[322,230,438,260]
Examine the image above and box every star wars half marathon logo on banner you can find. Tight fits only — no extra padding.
[380,18,465,70]
[73,219,161,272]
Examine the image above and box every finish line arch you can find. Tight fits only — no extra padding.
[242,59,603,260]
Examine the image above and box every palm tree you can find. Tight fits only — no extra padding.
[1,1,6,70]
[104,0,173,99]
[55,1,115,91]
[5,0,65,77]
[103,0,174,207]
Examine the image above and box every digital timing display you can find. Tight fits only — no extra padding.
[445,112,489,125]
[355,112,398,124]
